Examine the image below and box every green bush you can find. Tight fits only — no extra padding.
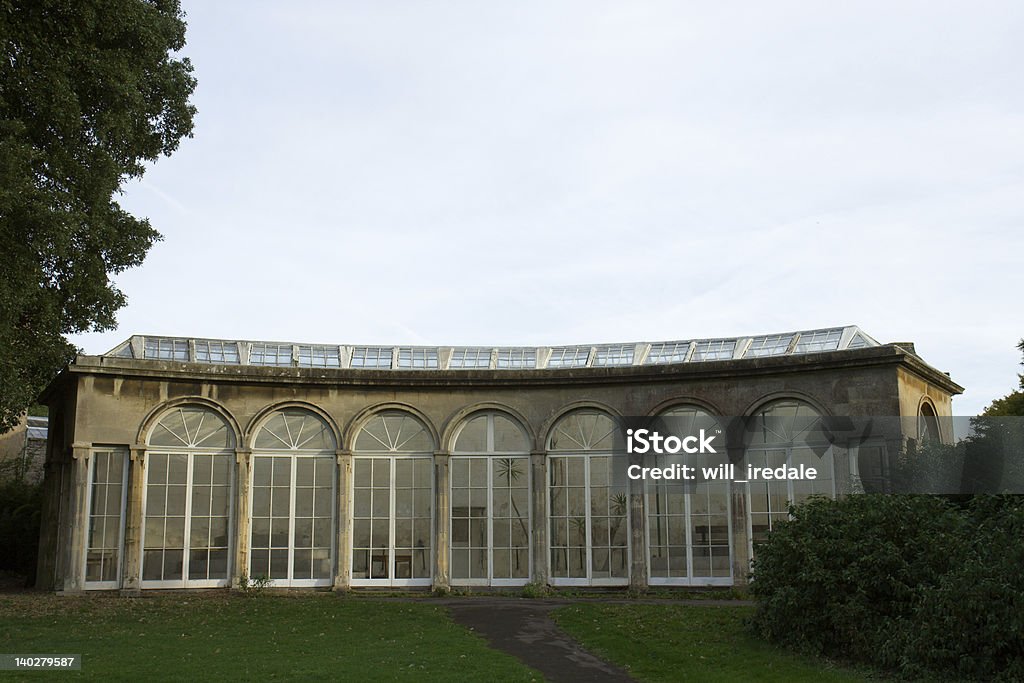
[750,495,1023,680]
[0,459,43,582]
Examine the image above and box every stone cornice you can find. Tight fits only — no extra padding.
[45,344,964,397]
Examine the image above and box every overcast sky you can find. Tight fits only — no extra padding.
[68,1,1024,415]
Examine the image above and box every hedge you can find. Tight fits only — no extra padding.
[750,495,1024,680]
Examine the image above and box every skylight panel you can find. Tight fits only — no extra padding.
[691,339,736,362]
[794,329,842,354]
[645,341,690,364]
[745,334,795,358]
[144,338,188,361]
[297,345,340,368]
[350,346,393,369]
[195,340,240,364]
[397,347,439,369]
[249,343,293,366]
[847,333,870,349]
[593,344,634,366]
[495,348,536,369]
[547,347,590,368]
[111,344,134,358]
[449,348,491,369]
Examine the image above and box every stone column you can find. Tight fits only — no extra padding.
[64,443,92,593]
[121,445,147,593]
[628,454,648,590]
[232,448,251,589]
[433,450,450,592]
[530,450,547,584]
[334,449,352,591]
[730,485,751,586]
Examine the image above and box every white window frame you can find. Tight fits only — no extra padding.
[644,472,733,587]
[248,452,336,588]
[139,448,235,589]
[349,454,434,588]
[83,448,129,590]
[745,444,836,560]
[547,453,631,587]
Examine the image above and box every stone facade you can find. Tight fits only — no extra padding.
[35,330,962,593]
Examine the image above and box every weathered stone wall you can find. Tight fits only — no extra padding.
[37,343,963,592]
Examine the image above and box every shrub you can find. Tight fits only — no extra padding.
[0,459,43,583]
[750,495,1023,679]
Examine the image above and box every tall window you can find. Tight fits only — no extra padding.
[85,449,128,588]
[351,411,434,586]
[143,406,235,588]
[450,412,530,586]
[646,408,731,585]
[746,400,834,551]
[250,409,336,587]
[919,402,941,444]
[548,410,628,585]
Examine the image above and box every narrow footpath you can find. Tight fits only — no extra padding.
[444,599,635,683]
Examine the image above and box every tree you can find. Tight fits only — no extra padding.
[0,0,196,431]
[982,339,1024,417]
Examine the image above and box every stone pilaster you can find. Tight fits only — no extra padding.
[530,451,547,584]
[64,444,92,593]
[628,454,648,590]
[232,448,251,589]
[432,450,450,591]
[730,485,750,585]
[333,449,352,591]
[121,446,147,593]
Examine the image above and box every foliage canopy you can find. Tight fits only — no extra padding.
[0,0,196,431]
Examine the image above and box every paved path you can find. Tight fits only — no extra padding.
[446,599,636,682]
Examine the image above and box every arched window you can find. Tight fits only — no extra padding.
[143,406,235,588]
[647,406,731,585]
[919,402,941,444]
[547,410,628,585]
[745,400,834,549]
[450,412,530,586]
[351,411,434,586]
[250,409,336,587]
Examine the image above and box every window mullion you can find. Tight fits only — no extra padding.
[389,457,397,585]
[685,474,693,585]
[584,455,592,581]
[183,452,194,586]
[289,454,297,585]
[487,457,494,584]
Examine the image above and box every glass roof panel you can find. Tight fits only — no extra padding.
[351,346,392,369]
[397,347,439,369]
[250,343,292,367]
[645,342,690,364]
[144,338,188,361]
[298,345,341,368]
[547,347,590,368]
[794,329,843,354]
[593,344,634,366]
[745,334,795,358]
[691,339,736,362]
[450,348,491,369]
[195,340,240,364]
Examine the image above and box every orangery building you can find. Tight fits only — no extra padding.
[35,325,962,593]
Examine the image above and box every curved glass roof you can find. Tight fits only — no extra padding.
[101,325,880,371]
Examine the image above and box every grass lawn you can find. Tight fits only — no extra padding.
[0,592,541,681]
[552,604,880,682]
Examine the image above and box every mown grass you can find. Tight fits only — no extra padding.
[0,592,541,681]
[552,604,882,682]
